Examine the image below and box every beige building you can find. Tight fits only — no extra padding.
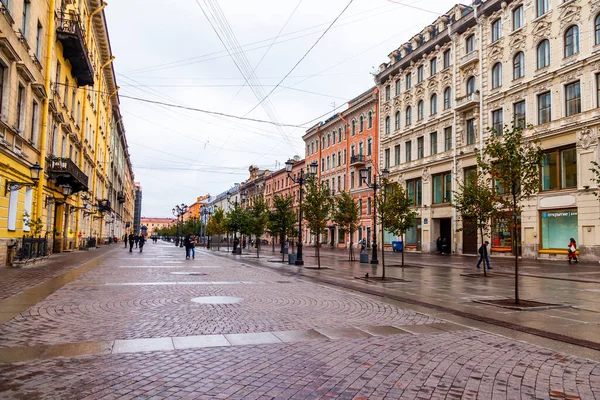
[376,0,600,260]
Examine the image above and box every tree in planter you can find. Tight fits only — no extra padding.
[332,192,361,261]
[478,123,544,304]
[268,195,296,262]
[453,172,497,276]
[248,197,269,258]
[303,177,333,269]
[380,181,418,275]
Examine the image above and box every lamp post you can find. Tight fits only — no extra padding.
[359,167,389,265]
[4,162,42,196]
[201,206,211,249]
[173,204,188,247]
[226,191,240,254]
[284,159,318,266]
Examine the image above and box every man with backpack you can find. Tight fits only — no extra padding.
[476,241,492,271]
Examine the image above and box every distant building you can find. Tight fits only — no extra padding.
[140,218,176,234]
[133,183,142,234]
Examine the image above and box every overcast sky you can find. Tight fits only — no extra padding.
[105,0,456,218]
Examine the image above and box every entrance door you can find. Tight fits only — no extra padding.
[463,218,478,254]
[439,218,451,252]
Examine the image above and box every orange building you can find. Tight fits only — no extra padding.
[303,87,379,248]
[264,158,305,244]
[184,195,211,222]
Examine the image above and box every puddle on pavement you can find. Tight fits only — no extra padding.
[170,272,207,276]
[191,296,244,304]
[118,266,221,269]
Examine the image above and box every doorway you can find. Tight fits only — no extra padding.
[463,218,478,254]
[439,218,451,252]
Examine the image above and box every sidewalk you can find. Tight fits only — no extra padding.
[210,245,600,353]
[0,244,119,300]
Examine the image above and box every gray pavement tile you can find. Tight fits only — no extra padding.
[272,329,329,343]
[225,332,283,346]
[314,327,373,340]
[172,335,230,349]
[356,325,412,336]
[112,338,174,354]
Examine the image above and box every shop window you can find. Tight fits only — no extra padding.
[433,172,452,203]
[406,178,422,206]
[540,209,578,250]
[491,214,513,251]
[541,147,577,191]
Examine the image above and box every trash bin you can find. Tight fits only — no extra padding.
[288,253,297,264]
[392,241,403,252]
[360,253,369,263]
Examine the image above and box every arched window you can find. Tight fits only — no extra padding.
[351,120,356,135]
[385,116,390,135]
[367,111,373,128]
[338,128,342,142]
[466,76,476,95]
[332,131,336,144]
[492,63,502,89]
[595,15,600,45]
[417,100,424,120]
[513,52,524,79]
[327,134,331,147]
[406,106,412,125]
[430,94,438,115]
[443,87,452,109]
[537,40,550,69]
[395,111,400,130]
[359,115,364,132]
[491,18,502,42]
[564,25,580,58]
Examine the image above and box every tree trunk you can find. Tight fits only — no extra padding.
[401,232,405,267]
[381,225,386,280]
[349,229,353,261]
[480,226,486,277]
[281,234,285,262]
[317,242,321,269]
[513,208,519,304]
[217,234,220,251]
[256,235,260,258]
[272,236,275,252]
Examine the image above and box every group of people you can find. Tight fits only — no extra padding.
[184,233,196,259]
[124,233,146,253]
[435,237,451,255]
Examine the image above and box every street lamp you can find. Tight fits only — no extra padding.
[4,162,43,195]
[173,204,188,247]
[285,159,318,266]
[226,191,241,254]
[359,167,389,265]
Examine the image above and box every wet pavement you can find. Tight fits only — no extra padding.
[0,241,598,399]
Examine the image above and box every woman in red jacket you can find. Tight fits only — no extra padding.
[568,238,578,264]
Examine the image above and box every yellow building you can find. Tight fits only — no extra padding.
[0,0,135,266]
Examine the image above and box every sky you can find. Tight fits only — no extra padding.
[105,0,457,218]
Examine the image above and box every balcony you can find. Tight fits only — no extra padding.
[55,11,94,86]
[117,191,126,204]
[47,157,89,193]
[455,92,480,112]
[98,199,112,212]
[350,154,366,167]
[460,50,479,68]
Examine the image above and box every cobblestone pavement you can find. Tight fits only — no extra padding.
[0,241,599,399]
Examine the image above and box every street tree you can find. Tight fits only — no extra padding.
[226,204,250,252]
[206,207,226,251]
[590,161,600,199]
[248,197,269,258]
[303,177,333,269]
[453,172,497,276]
[478,123,544,304]
[268,195,296,262]
[332,191,360,261]
[380,181,418,274]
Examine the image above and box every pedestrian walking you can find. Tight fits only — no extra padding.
[139,235,146,253]
[185,234,195,259]
[360,238,366,254]
[441,237,450,254]
[568,238,578,264]
[436,237,442,253]
[128,232,135,253]
[134,234,139,249]
[123,234,128,248]
[476,241,492,271]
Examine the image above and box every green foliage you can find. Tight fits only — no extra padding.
[332,191,360,261]
[248,197,269,257]
[23,212,44,237]
[268,195,296,245]
[226,204,251,237]
[590,161,600,199]
[303,177,333,268]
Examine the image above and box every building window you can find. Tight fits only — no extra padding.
[537,40,550,69]
[367,139,372,156]
[430,132,437,155]
[385,116,390,135]
[417,137,424,159]
[444,127,452,151]
[464,167,477,187]
[443,49,451,69]
[491,18,502,42]
[466,119,476,145]
[35,21,42,59]
[406,178,422,206]
[564,25,579,58]
[514,100,526,128]
[541,147,577,191]
[326,156,330,170]
[394,144,400,165]
[417,100,424,120]
[430,58,437,75]
[596,14,600,45]
[395,81,401,96]
[406,106,412,125]
[513,5,524,31]
[538,91,551,124]
[430,94,437,115]
[492,109,503,136]
[443,87,451,109]
[394,111,400,130]
[16,84,25,131]
[433,172,452,203]
[359,141,364,155]
[417,65,424,83]
[384,148,390,168]
[540,209,578,250]
[405,140,412,162]
[536,0,549,18]
[405,73,412,90]
[360,116,365,132]
[350,171,355,188]
[597,73,600,108]
[0,63,5,116]
[321,158,324,172]
[492,62,502,89]
[367,111,373,128]
[332,153,336,167]
[21,0,30,37]
[30,100,39,144]
[466,76,476,95]
[565,81,581,117]
[513,52,525,80]
[385,85,391,101]
[465,34,475,54]
[367,197,371,215]
[351,120,356,136]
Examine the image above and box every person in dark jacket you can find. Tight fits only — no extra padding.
[436,237,442,253]
[476,241,492,271]
[128,233,135,252]
[138,235,146,253]
[184,234,195,259]
[134,234,139,248]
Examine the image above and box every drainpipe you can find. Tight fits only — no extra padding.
[449,22,458,254]
[474,4,484,161]
[35,0,57,224]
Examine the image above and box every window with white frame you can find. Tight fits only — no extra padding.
[466,76,476,95]
[430,57,437,75]
[492,62,502,89]
[537,40,550,69]
[513,5,524,31]
[564,25,579,58]
[395,111,400,130]
[538,91,551,124]
[492,109,503,135]
[406,106,412,125]
[417,65,424,83]
[565,81,581,117]
[536,0,548,18]
[491,18,502,42]
[513,52,525,79]
[443,49,451,69]
[417,100,424,120]
[443,87,451,109]
[465,34,475,54]
[430,94,437,115]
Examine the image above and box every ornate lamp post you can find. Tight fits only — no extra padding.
[359,167,389,265]
[284,159,318,266]
[226,191,241,254]
[173,204,188,247]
